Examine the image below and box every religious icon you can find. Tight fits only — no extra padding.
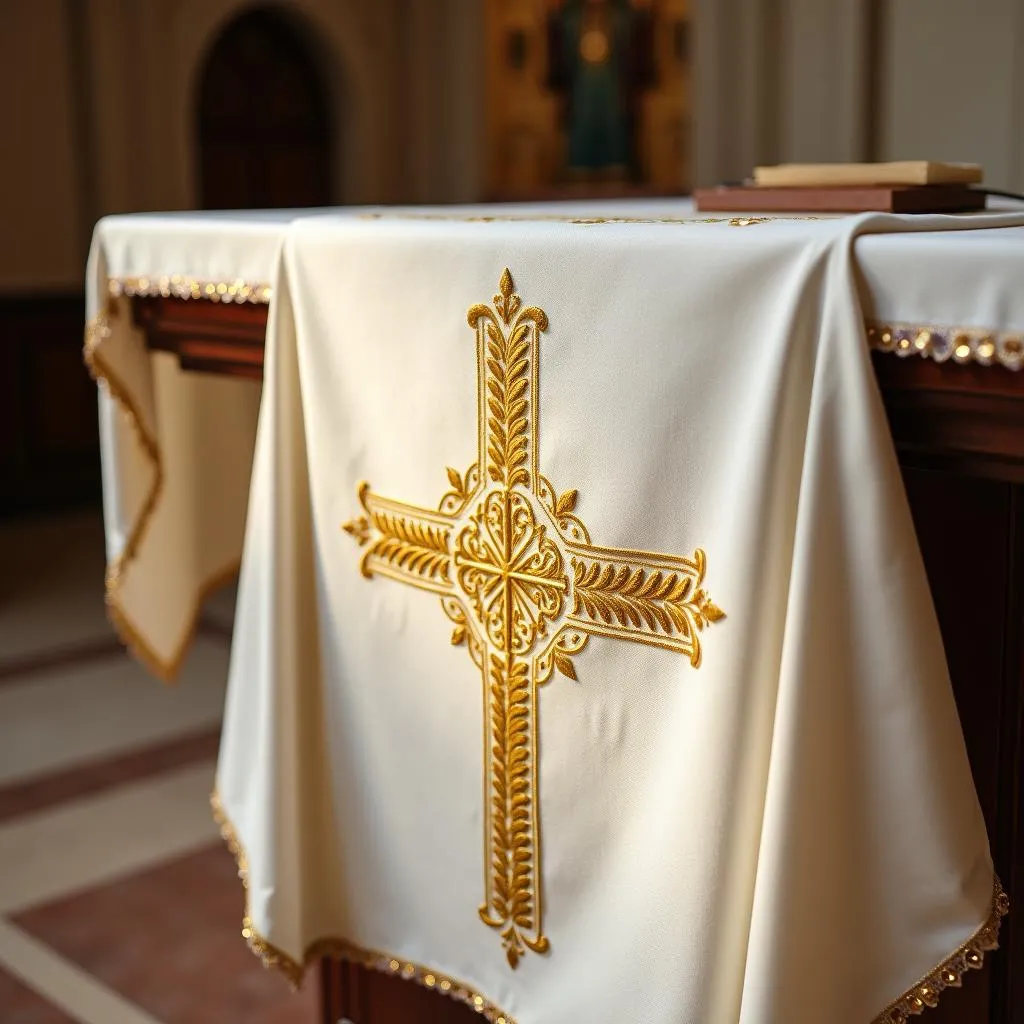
[485,0,690,198]
[545,0,656,181]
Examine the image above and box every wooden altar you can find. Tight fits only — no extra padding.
[132,295,1023,1024]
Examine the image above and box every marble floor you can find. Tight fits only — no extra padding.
[0,511,317,1023]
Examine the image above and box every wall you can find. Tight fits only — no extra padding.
[0,0,412,294]
[4,0,1024,292]
[3,0,1023,517]
[695,0,1024,192]
[81,0,409,216]
[0,0,412,514]
[0,1,85,292]
[880,0,1024,191]
[0,3,95,513]
[404,0,485,204]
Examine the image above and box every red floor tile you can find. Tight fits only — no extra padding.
[0,966,77,1024]
[14,844,318,1024]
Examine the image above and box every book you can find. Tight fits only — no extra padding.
[752,161,983,188]
[692,184,986,214]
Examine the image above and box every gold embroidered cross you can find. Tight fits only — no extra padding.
[344,270,723,968]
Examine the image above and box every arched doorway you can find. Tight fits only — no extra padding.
[196,5,333,209]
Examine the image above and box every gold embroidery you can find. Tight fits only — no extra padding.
[342,270,724,966]
[359,213,825,227]
[456,492,566,654]
[84,308,240,681]
[872,877,1009,1023]
[571,549,724,667]
[350,488,453,587]
[868,321,1024,371]
[107,275,272,303]
[210,793,517,1024]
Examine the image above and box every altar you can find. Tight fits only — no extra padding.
[86,202,1024,1024]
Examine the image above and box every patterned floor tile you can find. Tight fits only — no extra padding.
[0,966,78,1024]
[0,639,228,787]
[14,844,317,1024]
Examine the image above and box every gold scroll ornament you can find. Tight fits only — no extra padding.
[344,270,724,968]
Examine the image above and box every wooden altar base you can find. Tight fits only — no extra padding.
[132,296,1023,1024]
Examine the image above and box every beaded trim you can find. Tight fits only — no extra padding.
[84,306,241,681]
[873,877,1009,1023]
[103,276,1024,376]
[868,321,1024,371]
[210,793,518,1024]
[108,275,272,303]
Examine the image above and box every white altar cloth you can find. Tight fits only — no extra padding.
[86,202,1024,681]
[212,208,1020,1024]
[85,210,315,677]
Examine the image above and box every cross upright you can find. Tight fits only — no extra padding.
[344,269,723,967]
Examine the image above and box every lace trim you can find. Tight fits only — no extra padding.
[107,275,271,303]
[868,321,1024,371]
[84,309,240,680]
[210,792,517,1024]
[872,876,1009,1023]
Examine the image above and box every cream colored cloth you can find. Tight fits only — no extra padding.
[85,211,308,677]
[87,202,1024,680]
[217,209,1020,1023]
[84,204,703,677]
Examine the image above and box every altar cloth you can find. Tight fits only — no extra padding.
[213,209,1018,1023]
[85,201,1024,681]
[84,210,317,677]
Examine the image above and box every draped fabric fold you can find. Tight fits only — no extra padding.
[216,210,1018,1023]
[84,213,286,677]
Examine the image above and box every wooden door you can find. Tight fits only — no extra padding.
[197,6,333,210]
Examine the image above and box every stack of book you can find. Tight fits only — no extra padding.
[694,162,986,213]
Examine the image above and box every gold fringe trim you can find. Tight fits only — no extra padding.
[89,274,1011,1019]
[108,275,271,303]
[84,309,241,682]
[212,779,1007,1024]
[210,792,518,1024]
[873,876,1009,1023]
[868,321,1024,371]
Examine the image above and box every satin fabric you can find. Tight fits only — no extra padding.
[216,209,1021,1022]
[87,202,1024,678]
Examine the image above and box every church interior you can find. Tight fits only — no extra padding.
[2,2,1024,1022]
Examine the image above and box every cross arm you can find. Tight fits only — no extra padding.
[343,481,455,594]
[565,542,724,667]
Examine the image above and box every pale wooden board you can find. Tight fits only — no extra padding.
[753,161,983,187]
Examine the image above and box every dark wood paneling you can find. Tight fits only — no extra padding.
[319,963,481,1024]
[900,468,1009,1024]
[0,337,20,463]
[881,358,1024,1024]
[131,297,267,381]
[994,489,1024,1024]
[0,293,100,517]
[875,355,1024,481]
